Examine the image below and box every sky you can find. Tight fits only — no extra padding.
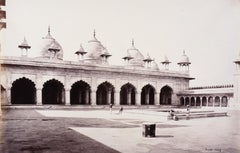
[1,0,240,86]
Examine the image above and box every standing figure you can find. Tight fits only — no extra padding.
[119,106,123,115]
[109,103,113,114]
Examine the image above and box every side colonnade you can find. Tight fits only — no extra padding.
[2,77,174,106]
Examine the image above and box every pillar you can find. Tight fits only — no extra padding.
[200,97,202,107]
[85,89,89,104]
[107,90,111,104]
[36,88,42,105]
[91,90,96,105]
[78,91,82,104]
[136,91,141,105]
[194,97,197,106]
[145,91,149,105]
[114,90,120,105]
[127,92,131,105]
[213,97,215,107]
[6,88,11,105]
[65,89,70,105]
[154,92,159,105]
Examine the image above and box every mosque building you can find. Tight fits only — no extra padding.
[0,27,239,108]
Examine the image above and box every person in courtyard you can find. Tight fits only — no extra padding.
[186,105,190,120]
[169,109,175,117]
[119,106,123,115]
[109,103,113,114]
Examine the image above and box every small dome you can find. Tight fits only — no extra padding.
[84,31,108,64]
[143,53,153,62]
[126,39,145,67]
[178,50,191,65]
[234,52,240,64]
[36,27,63,60]
[18,37,31,49]
[161,55,171,64]
[75,44,87,55]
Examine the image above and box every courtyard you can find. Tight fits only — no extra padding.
[0,107,240,153]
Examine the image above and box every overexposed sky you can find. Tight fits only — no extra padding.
[1,0,240,86]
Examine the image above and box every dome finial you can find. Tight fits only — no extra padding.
[93,29,96,38]
[183,50,186,55]
[48,25,51,35]
[131,38,134,46]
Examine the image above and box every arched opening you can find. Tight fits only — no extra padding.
[70,81,91,105]
[202,97,207,106]
[160,85,172,105]
[214,96,220,107]
[180,97,184,106]
[208,97,213,107]
[221,96,228,107]
[42,79,65,104]
[190,97,195,106]
[120,83,136,105]
[97,82,114,105]
[141,84,155,105]
[1,85,6,104]
[185,97,190,106]
[196,97,201,106]
[11,78,36,104]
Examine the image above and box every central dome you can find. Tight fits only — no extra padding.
[126,40,145,67]
[84,31,108,64]
[36,27,63,60]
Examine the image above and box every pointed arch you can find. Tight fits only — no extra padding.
[70,80,91,105]
[42,79,65,104]
[97,81,115,105]
[160,85,173,105]
[190,97,195,106]
[202,97,207,106]
[141,84,155,105]
[185,97,190,106]
[221,96,228,107]
[208,96,213,106]
[214,96,220,107]
[120,83,136,105]
[180,97,184,106]
[11,77,36,104]
[196,97,201,106]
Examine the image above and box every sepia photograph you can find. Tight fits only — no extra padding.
[0,0,240,152]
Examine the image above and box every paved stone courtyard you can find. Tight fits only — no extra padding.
[0,107,240,153]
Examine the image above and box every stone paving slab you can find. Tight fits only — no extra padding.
[1,108,240,153]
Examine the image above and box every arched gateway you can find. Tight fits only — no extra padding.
[141,84,155,105]
[97,82,114,105]
[160,85,173,105]
[11,77,36,104]
[70,81,91,105]
[42,79,65,104]
[120,83,136,105]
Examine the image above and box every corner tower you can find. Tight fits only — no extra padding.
[234,52,240,107]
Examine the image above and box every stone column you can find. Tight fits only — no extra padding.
[107,90,111,105]
[114,90,120,106]
[6,88,11,105]
[194,97,197,106]
[127,91,131,105]
[85,89,89,105]
[206,97,209,107]
[36,88,42,105]
[91,90,96,105]
[65,89,70,105]
[78,91,82,104]
[213,97,215,107]
[154,92,159,105]
[136,91,141,105]
[145,91,149,105]
[200,97,202,107]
